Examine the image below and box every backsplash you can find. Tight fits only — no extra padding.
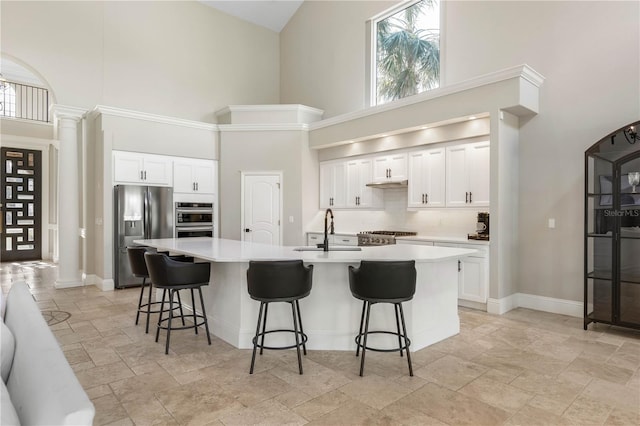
[307,189,485,237]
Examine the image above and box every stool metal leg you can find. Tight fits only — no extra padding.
[295,300,307,355]
[250,302,265,374]
[291,301,303,375]
[259,303,269,355]
[135,277,146,326]
[198,286,212,345]
[145,280,153,334]
[356,300,366,357]
[176,290,186,326]
[398,303,413,376]
[191,288,198,335]
[156,289,167,343]
[165,289,174,355]
[359,301,372,377]
[394,303,403,357]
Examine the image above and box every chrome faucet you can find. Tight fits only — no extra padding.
[321,208,334,252]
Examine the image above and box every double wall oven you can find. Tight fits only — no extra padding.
[175,202,214,238]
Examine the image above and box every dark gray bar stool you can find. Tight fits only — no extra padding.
[348,260,416,377]
[144,253,212,354]
[127,246,185,334]
[247,260,313,374]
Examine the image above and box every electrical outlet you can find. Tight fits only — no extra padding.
[548,218,555,229]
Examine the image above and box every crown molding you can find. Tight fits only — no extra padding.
[215,104,324,118]
[218,123,309,132]
[309,64,545,131]
[89,105,218,131]
[50,104,87,121]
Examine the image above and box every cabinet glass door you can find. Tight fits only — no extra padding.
[618,155,640,325]
[585,154,614,322]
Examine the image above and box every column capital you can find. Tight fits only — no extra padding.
[50,104,87,122]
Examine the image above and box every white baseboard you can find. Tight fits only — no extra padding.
[486,293,582,318]
[84,274,115,291]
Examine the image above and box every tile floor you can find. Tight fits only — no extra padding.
[1,260,639,425]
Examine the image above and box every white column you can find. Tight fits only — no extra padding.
[51,105,85,288]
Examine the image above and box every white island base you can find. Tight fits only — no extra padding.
[135,238,474,352]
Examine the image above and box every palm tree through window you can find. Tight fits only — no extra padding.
[375,0,440,105]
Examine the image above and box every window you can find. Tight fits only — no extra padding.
[372,0,441,106]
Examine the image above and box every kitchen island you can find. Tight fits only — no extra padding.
[134,237,476,351]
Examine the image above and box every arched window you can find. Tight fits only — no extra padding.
[0,82,17,118]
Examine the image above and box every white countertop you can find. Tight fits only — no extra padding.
[396,235,490,245]
[134,237,477,263]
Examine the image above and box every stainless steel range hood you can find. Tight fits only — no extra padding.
[365,179,408,189]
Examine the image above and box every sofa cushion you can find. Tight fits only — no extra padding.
[4,282,95,425]
[1,379,20,426]
[1,319,15,383]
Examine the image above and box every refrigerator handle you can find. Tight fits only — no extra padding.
[144,188,150,239]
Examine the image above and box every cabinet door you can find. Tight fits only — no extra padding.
[424,148,446,207]
[173,161,195,193]
[320,162,347,208]
[373,153,407,181]
[193,160,216,194]
[347,159,378,208]
[446,145,469,206]
[113,151,144,184]
[459,256,487,303]
[142,155,172,186]
[408,151,426,207]
[307,232,323,246]
[467,142,490,206]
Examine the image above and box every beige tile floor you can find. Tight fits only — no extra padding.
[2,260,639,425]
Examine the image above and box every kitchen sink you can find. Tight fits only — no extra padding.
[293,246,362,252]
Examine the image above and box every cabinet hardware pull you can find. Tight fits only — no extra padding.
[196,182,199,191]
[465,192,469,203]
[458,260,461,271]
[469,192,472,203]
[426,193,428,204]
[140,170,143,180]
[144,170,147,180]
[422,194,425,204]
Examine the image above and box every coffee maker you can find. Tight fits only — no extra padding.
[468,212,490,240]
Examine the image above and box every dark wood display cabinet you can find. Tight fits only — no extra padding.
[584,120,640,330]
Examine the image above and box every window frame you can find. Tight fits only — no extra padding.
[366,0,445,107]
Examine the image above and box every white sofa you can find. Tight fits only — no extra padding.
[1,281,95,425]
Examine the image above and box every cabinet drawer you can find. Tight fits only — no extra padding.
[333,235,358,246]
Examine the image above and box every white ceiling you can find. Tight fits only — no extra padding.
[199,0,304,33]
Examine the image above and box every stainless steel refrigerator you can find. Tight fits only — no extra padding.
[114,185,174,288]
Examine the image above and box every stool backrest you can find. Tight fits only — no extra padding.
[144,253,210,287]
[349,260,416,302]
[127,246,150,278]
[247,260,313,301]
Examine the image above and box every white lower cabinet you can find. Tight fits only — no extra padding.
[306,233,357,246]
[435,242,489,304]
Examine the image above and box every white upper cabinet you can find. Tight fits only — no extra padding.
[446,141,490,207]
[320,161,347,208]
[346,158,381,208]
[173,158,216,194]
[113,151,172,186]
[373,153,408,181]
[408,147,446,208]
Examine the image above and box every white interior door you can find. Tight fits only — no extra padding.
[242,173,281,245]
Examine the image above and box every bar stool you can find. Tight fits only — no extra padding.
[348,260,416,377]
[247,260,313,374]
[144,253,212,354]
[127,246,185,334]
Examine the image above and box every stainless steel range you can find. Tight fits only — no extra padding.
[357,231,417,246]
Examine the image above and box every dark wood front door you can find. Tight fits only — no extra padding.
[1,147,42,261]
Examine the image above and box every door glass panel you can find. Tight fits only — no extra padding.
[587,278,612,322]
[5,238,11,251]
[28,178,34,191]
[27,228,34,241]
[6,212,12,225]
[28,153,34,167]
[28,203,34,216]
[5,186,11,199]
[5,160,12,174]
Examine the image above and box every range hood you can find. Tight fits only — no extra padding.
[365,179,408,189]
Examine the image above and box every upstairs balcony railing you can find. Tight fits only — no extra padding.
[0,81,51,123]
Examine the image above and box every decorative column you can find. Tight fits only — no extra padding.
[51,105,85,288]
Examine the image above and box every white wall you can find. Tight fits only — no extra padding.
[0,1,280,121]
[280,1,640,303]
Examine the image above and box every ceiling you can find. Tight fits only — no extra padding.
[199,0,304,33]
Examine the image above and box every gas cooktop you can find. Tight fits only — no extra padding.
[357,231,417,246]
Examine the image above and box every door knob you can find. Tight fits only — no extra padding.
[244,228,252,232]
